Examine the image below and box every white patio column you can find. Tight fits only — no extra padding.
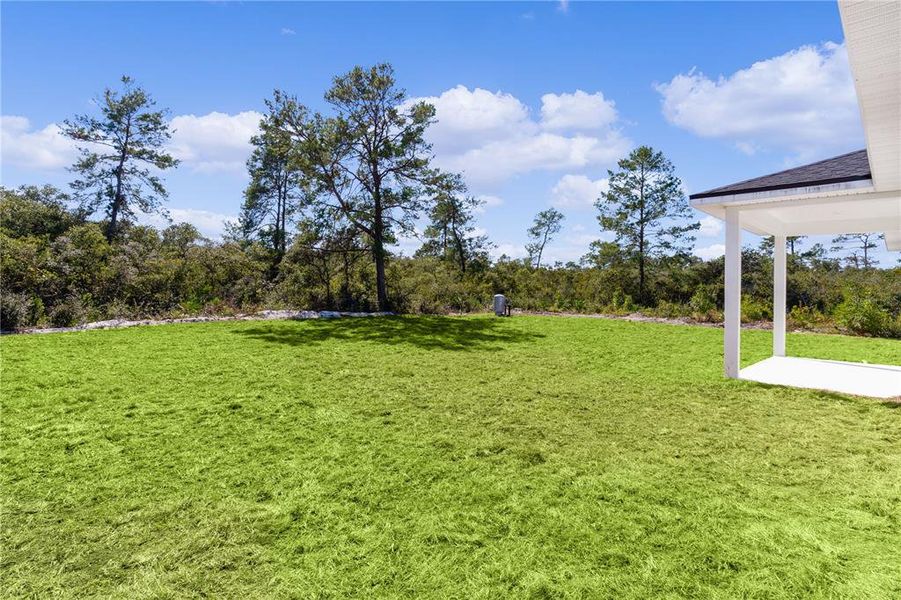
[724,207,741,378]
[772,235,786,357]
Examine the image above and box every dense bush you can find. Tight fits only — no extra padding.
[689,285,719,322]
[788,305,830,331]
[1,185,899,338]
[741,297,771,323]
[48,295,87,328]
[0,292,31,331]
[833,287,899,337]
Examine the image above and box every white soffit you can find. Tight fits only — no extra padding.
[693,187,900,237]
[839,1,901,192]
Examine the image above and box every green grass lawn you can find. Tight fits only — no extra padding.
[2,316,900,599]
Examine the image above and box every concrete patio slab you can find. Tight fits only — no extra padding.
[740,356,901,399]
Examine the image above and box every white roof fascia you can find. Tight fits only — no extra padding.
[690,179,874,209]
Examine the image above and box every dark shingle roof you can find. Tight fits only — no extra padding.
[690,149,871,200]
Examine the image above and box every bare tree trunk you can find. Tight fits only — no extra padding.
[638,163,646,305]
[638,251,645,305]
[323,254,333,308]
[277,177,287,261]
[108,192,123,240]
[109,163,126,240]
[535,228,550,269]
[373,200,389,311]
[451,222,467,274]
[341,251,352,309]
[108,120,131,241]
[374,244,388,310]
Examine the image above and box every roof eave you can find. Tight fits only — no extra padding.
[689,175,873,201]
[690,178,875,209]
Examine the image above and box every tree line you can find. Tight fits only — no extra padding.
[1,68,898,337]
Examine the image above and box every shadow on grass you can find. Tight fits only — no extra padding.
[232,315,544,351]
[808,388,901,408]
[738,381,900,409]
[795,386,901,409]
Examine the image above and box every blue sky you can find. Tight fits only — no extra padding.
[2,1,894,264]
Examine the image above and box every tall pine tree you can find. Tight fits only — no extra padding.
[595,146,698,304]
[62,76,178,240]
[237,107,307,268]
[417,174,491,274]
[271,64,442,310]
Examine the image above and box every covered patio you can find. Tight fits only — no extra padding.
[689,1,900,399]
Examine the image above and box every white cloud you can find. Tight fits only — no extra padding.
[734,141,758,156]
[280,27,296,36]
[478,194,504,207]
[411,85,630,187]
[698,215,723,237]
[437,131,629,187]
[171,208,234,238]
[413,85,531,155]
[0,116,77,170]
[168,111,262,173]
[694,243,725,260]
[568,232,598,246]
[474,194,503,213]
[657,42,862,159]
[551,174,609,210]
[540,91,617,132]
[2,111,262,175]
[143,208,235,239]
[558,0,570,13]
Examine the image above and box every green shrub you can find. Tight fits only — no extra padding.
[1,292,32,331]
[689,285,716,313]
[201,299,242,317]
[689,285,720,322]
[892,315,901,339]
[611,289,635,313]
[2,184,900,339]
[387,258,490,314]
[741,297,771,323]
[788,305,828,331]
[49,296,86,328]
[833,290,894,337]
[650,301,690,319]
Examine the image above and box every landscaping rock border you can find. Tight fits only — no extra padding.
[11,310,394,335]
[6,308,821,336]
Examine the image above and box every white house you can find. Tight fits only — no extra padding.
[689,1,900,398]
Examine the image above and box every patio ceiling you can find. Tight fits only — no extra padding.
[690,0,901,250]
[691,179,899,238]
